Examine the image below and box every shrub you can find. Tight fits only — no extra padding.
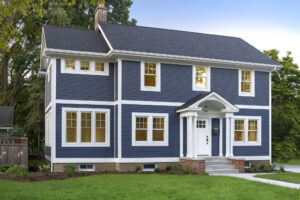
[247,164,258,173]
[154,168,160,173]
[39,165,51,176]
[79,171,87,176]
[4,165,27,178]
[10,125,26,137]
[183,167,191,175]
[272,137,297,162]
[29,175,35,180]
[64,164,75,177]
[135,165,141,172]
[0,165,11,173]
[165,165,172,172]
[260,165,273,172]
[168,165,183,175]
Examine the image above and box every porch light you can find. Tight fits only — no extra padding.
[204,105,208,112]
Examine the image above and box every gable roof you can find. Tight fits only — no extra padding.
[43,25,109,53]
[100,22,278,66]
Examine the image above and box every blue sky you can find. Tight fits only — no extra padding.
[130,0,300,65]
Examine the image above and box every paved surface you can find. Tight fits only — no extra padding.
[274,164,300,173]
[212,173,300,189]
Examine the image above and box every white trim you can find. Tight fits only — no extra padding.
[45,155,51,161]
[56,99,116,106]
[192,65,211,91]
[132,112,169,146]
[60,59,109,76]
[61,107,110,147]
[117,59,122,159]
[231,156,270,161]
[232,116,262,146]
[78,164,95,172]
[140,61,161,92]
[122,100,183,106]
[52,157,180,163]
[143,163,156,172]
[269,72,272,164]
[98,24,113,51]
[45,102,52,113]
[179,117,183,157]
[51,58,57,172]
[119,157,180,163]
[53,158,115,163]
[45,48,109,57]
[238,69,255,97]
[219,118,223,156]
[235,105,270,109]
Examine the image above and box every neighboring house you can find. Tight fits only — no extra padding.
[0,106,14,136]
[40,4,280,173]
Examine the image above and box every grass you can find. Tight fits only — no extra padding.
[275,159,300,165]
[0,174,299,200]
[256,173,300,184]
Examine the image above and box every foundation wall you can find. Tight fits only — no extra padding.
[180,159,205,174]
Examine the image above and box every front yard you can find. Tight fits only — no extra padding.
[256,173,300,184]
[0,174,298,200]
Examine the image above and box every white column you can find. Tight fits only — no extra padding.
[219,118,223,157]
[225,114,230,157]
[230,116,234,157]
[193,115,197,158]
[186,116,193,158]
[179,116,183,157]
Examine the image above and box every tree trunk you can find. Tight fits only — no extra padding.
[1,50,9,105]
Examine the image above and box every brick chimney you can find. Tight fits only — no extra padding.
[95,3,108,30]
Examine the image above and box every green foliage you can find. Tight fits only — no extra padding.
[10,125,26,137]
[0,165,11,173]
[168,165,183,175]
[154,168,160,173]
[165,165,172,172]
[259,165,274,172]
[247,164,259,173]
[135,165,141,172]
[106,0,137,25]
[4,165,28,178]
[39,165,51,176]
[79,171,87,176]
[279,166,285,173]
[64,164,76,177]
[29,174,35,180]
[272,137,297,162]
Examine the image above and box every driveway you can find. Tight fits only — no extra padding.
[274,164,300,173]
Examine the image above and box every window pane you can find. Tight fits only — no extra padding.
[95,62,105,72]
[248,120,258,142]
[145,75,156,87]
[234,131,244,141]
[153,130,164,141]
[195,66,207,88]
[153,117,164,141]
[241,82,251,92]
[144,63,156,87]
[136,117,148,141]
[242,71,251,81]
[235,120,244,130]
[66,112,77,142]
[80,61,90,71]
[248,131,257,141]
[196,77,207,88]
[65,60,75,70]
[248,120,257,130]
[81,112,91,142]
[136,130,147,141]
[95,112,106,143]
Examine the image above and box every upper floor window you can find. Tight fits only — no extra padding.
[62,108,110,147]
[61,59,109,76]
[132,112,168,146]
[239,70,255,97]
[193,65,210,91]
[233,116,261,146]
[140,61,161,92]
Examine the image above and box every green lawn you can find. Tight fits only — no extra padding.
[0,174,298,200]
[256,173,300,184]
[275,159,300,165]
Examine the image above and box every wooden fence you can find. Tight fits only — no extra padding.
[0,136,28,165]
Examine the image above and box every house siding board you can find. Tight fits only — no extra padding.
[121,104,179,158]
[55,104,114,158]
[233,109,269,156]
[211,118,220,156]
[45,146,51,157]
[56,59,114,101]
[122,60,269,105]
[45,65,51,107]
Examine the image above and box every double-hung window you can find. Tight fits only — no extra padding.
[132,113,168,146]
[141,61,161,92]
[63,108,110,147]
[233,116,261,146]
[80,61,90,71]
[61,59,109,75]
[239,70,255,96]
[193,66,210,91]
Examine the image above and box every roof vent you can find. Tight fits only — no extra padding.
[94,3,108,30]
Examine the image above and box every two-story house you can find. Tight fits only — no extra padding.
[40,4,280,173]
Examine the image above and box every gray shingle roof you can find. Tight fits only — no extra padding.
[43,25,109,53]
[100,22,277,65]
[176,92,213,111]
[0,106,14,127]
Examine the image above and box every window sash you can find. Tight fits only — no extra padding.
[65,60,75,70]
[80,61,90,71]
[195,66,207,88]
[144,63,157,87]
[239,70,254,95]
[233,118,260,144]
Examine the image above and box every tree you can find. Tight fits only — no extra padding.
[264,49,300,161]
[106,0,137,25]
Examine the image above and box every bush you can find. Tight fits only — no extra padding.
[165,165,172,172]
[260,165,273,172]
[272,137,297,162]
[168,165,183,175]
[64,164,75,177]
[135,165,141,172]
[29,174,35,180]
[183,167,191,175]
[10,125,26,137]
[247,164,258,173]
[39,165,51,176]
[79,171,87,176]
[0,165,11,173]
[279,166,285,173]
[4,165,28,178]
[154,168,160,173]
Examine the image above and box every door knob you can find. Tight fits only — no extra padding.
[206,136,208,144]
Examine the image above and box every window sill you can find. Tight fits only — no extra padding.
[192,87,210,92]
[233,142,261,146]
[132,142,168,146]
[62,143,110,147]
[141,86,161,92]
[239,92,255,97]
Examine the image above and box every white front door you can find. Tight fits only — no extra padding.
[196,119,210,156]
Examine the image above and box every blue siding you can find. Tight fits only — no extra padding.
[211,118,220,156]
[56,59,114,101]
[122,60,269,105]
[122,104,179,158]
[56,104,114,158]
[233,109,269,156]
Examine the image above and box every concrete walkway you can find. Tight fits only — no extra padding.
[274,164,300,173]
[212,173,300,189]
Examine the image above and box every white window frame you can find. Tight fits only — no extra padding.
[140,61,161,92]
[61,59,109,76]
[238,69,255,97]
[132,112,168,146]
[62,107,110,147]
[78,164,95,172]
[192,65,211,91]
[45,112,52,146]
[232,116,261,146]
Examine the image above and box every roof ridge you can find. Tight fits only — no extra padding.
[43,24,95,32]
[99,22,242,40]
